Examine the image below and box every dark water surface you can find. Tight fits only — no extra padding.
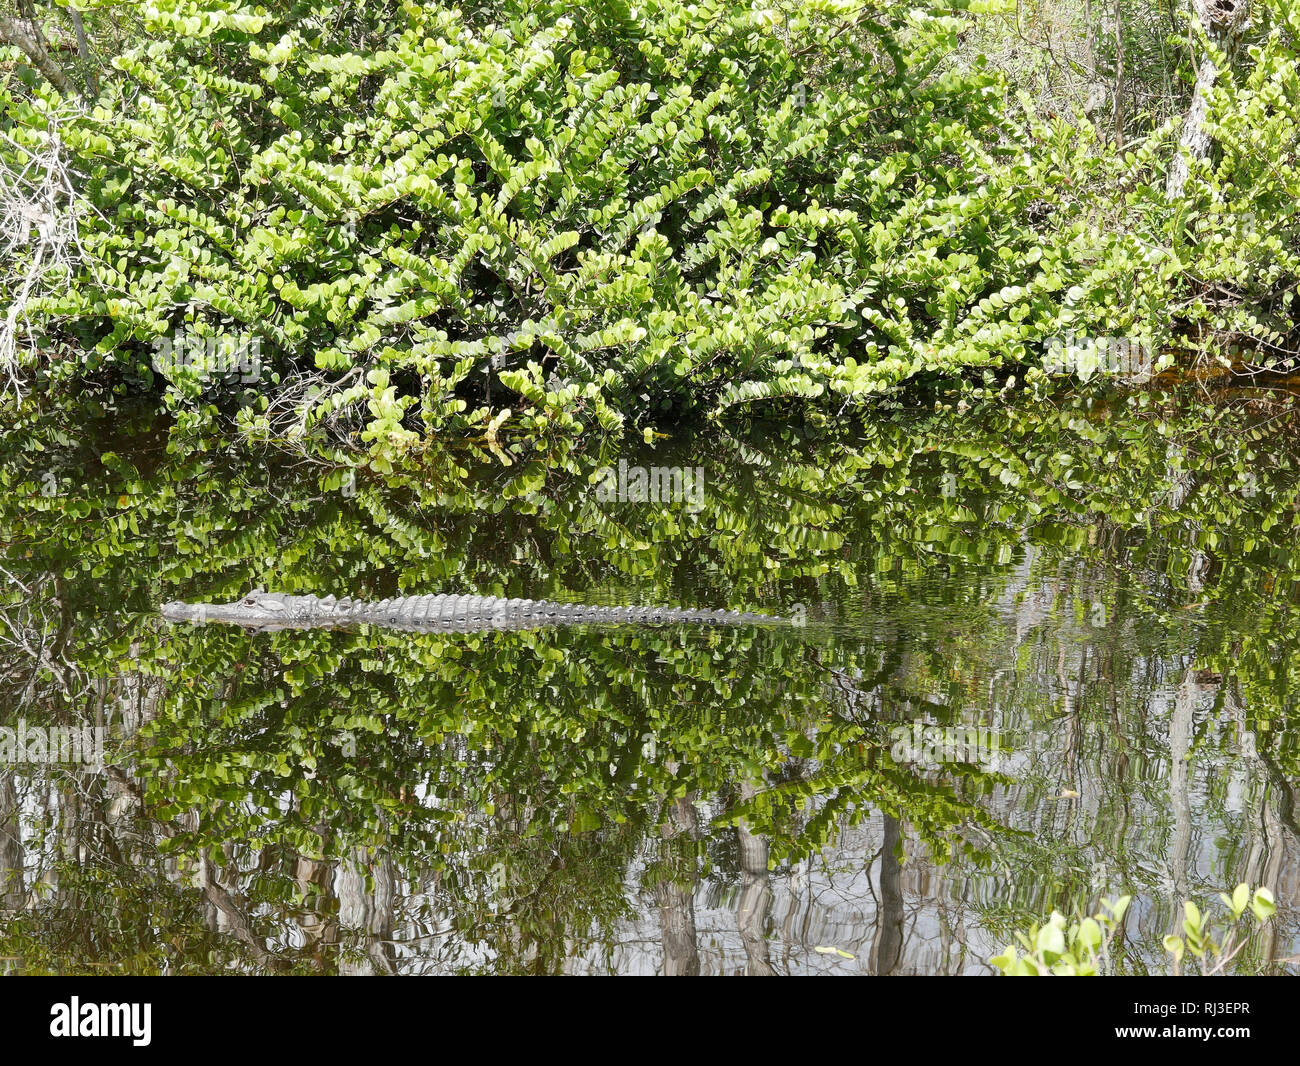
[1,387,1298,974]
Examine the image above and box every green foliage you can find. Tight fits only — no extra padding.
[1163,886,1277,976]
[0,0,1148,447]
[1161,0,1300,356]
[993,885,1277,976]
[990,895,1129,975]
[2,0,1297,445]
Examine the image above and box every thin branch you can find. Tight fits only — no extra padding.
[0,16,78,98]
[68,9,98,96]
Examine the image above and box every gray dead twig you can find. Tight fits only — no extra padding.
[0,109,89,397]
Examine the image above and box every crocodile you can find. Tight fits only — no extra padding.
[160,590,787,632]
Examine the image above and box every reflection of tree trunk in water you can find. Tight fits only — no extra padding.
[656,795,700,976]
[1098,654,1132,924]
[294,831,340,971]
[106,672,165,870]
[101,763,282,969]
[338,847,397,976]
[0,771,23,910]
[118,651,166,736]
[1224,679,1285,967]
[197,846,277,970]
[867,646,910,975]
[1061,639,1086,840]
[1167,669,1195,930]
[735,781,774,976]
[1256,803,1283,966]
[871,815,905,975]
[1056,643,1074,720]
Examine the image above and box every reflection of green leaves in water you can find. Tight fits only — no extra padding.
[2,385,1300,972]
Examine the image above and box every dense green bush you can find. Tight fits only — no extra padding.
[1,0,1104,448]
[1163,0,1300,357]
[1,0,1297,452]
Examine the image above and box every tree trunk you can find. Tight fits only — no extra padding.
[1113,0,1126,147]
[1167,0,1251,200]
[68,10,97,95]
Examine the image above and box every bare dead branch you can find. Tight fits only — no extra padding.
[0,109,89,396]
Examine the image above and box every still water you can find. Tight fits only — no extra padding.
[1,386,1297,973]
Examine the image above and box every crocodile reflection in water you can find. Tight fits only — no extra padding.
[161,589,789,632]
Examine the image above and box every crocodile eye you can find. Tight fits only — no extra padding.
[244,597,256,605]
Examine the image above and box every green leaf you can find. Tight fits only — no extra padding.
[1251,888,1276,923]
[1077,917,1102,952]
[1036,919,1066,957]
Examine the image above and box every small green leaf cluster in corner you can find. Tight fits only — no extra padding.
[992,885,1276,976]
[1164,885,1277,977]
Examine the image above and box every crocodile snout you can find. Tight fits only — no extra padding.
[161,601,206,622]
